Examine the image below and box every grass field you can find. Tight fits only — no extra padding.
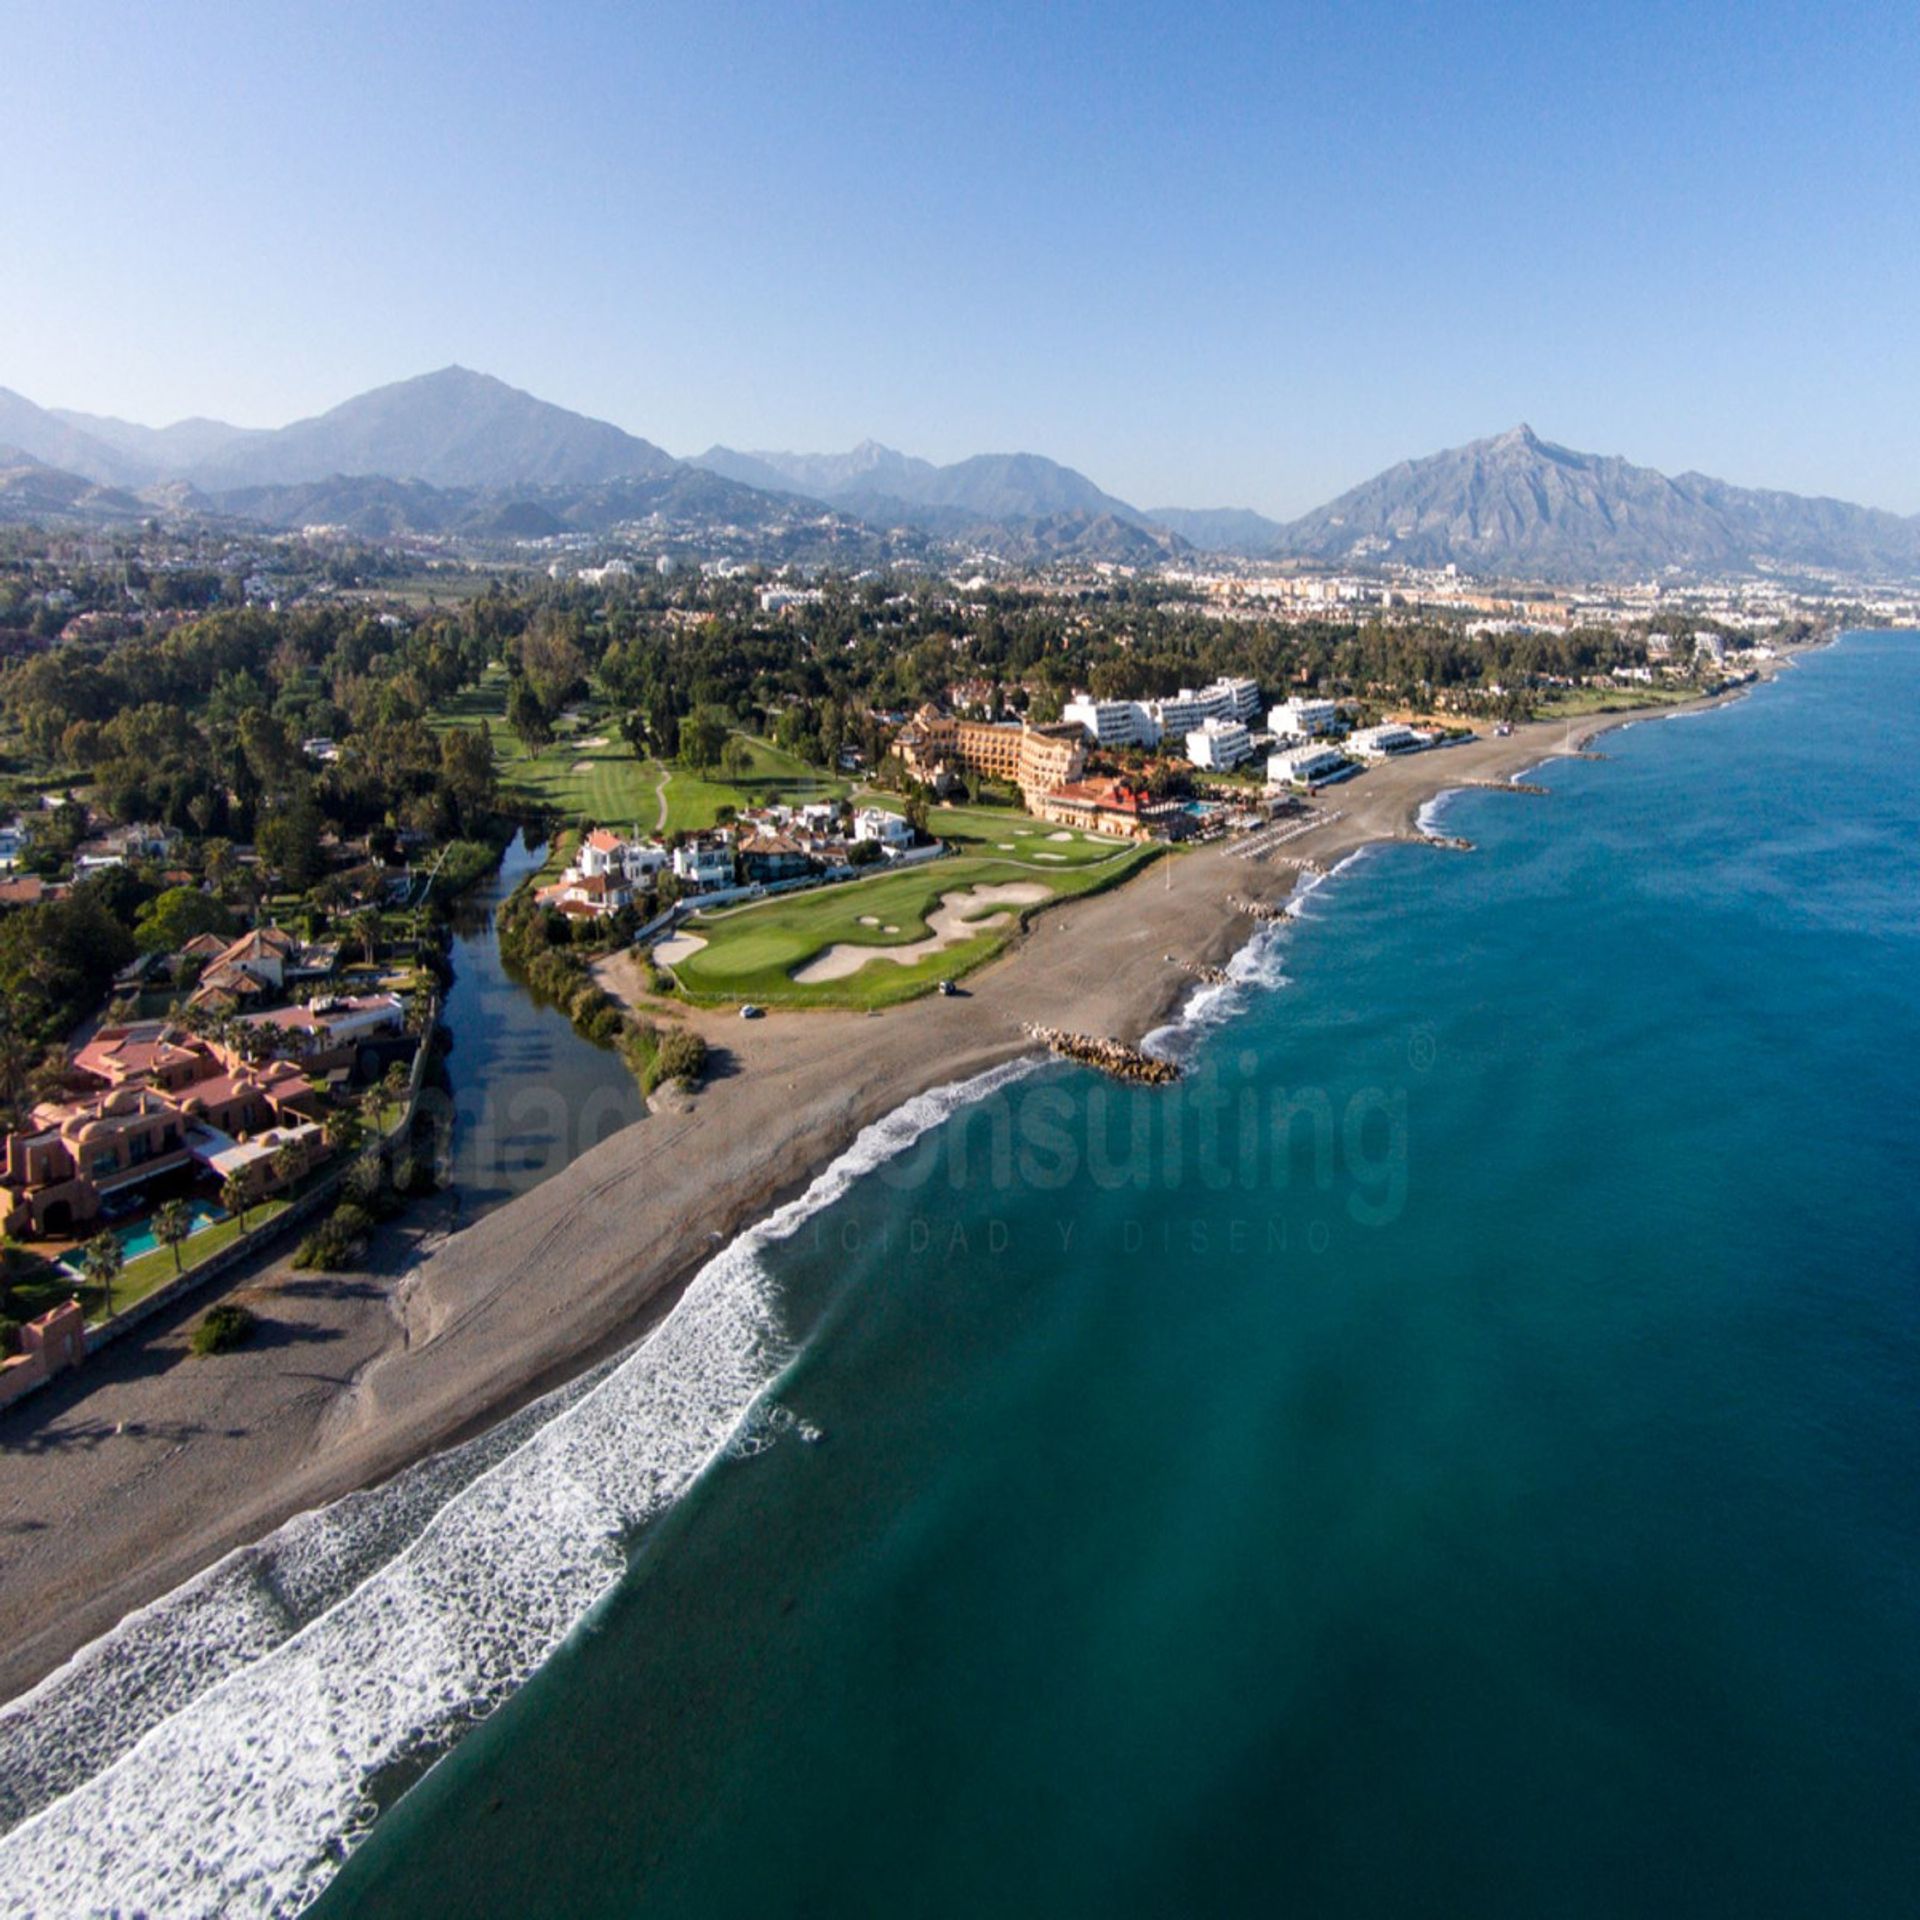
[672,827,1161,1009]
[1534,684,1700,719]
[434,668,846,834]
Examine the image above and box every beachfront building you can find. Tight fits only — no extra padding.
[1269,697,1340,738]
[1061,695,1162,749]
[893,708,1087,805]
[1185,718,1255,771]
[1348,722,1428,760]
[1147,676,1262,741]
[0,1033,328,1241]
[1268,744,1349,788]
[1032,777,1188,841]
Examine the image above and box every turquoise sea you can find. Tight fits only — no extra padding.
[318,632,1920,1917]
[2,636,1914,1915]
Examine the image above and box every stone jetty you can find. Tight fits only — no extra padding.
[1179,961,1232,986]
[1024,1025,1180,1085]
[1228,895,1285,922]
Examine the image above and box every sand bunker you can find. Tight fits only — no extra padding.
[793,883,1050,983]
[652,932,707,967]
[857,915,881,926]
[1033,852,1067,862]
[1047,831,1076,842]
[570,761,594,773]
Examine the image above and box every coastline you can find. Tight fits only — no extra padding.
[0,666,1797,1714]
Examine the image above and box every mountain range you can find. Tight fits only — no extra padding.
[2,368,1916,580]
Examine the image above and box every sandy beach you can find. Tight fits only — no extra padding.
[0,680,1778,1707]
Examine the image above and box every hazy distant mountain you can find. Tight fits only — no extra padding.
[184,367,680,491]
[53,408,260,473]
[202,465,882,543]
[694,440,939,501]
[695,442,1150,528]
[0,389,153,487]
[0,448,154,523]
[1147,505,1286,556]
[1273,424,1920,580]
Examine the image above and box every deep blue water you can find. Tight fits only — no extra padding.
[328,635,1920,1917]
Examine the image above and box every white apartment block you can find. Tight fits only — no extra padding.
[1268,698,1340,737]
[1347,723,1426,760]
[1062,696,1163,748]
[1268,744,1348,787]
[1185,718,1254,771]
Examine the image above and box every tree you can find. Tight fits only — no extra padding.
[326,1108,367,1156]
[221,1175,253,1232]
[151,1199,193,1275]
[438,721,497,830]
[678,707,729,773]
[271,1142,304,1192]
[349,907,382,967]
[134,886,236,954]
[81,1230,124,1319]
[720,734,753,780]
[506,679,552,754]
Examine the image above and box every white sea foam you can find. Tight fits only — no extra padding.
[1139,851,1378,1062]
[0,1058,1036,1919]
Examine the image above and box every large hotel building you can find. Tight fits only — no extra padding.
[894,708,1088,802]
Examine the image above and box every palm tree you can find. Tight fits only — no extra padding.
[220,1174,252,1232]
[151,1199,192,1274]
[325,1108,366,1157]
[271,1142,304,1193]
[350,908,382,968]
[81,1230,124,1320]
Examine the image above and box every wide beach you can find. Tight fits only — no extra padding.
[0,681,1776,1709]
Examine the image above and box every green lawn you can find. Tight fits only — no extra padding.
[3,1199,294,1329]
[435,669,845,835]
[1533,684,1699,719]
[672,837,1160,1010]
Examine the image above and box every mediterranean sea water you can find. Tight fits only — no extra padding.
[3,636,1915,1916]
[317,632,1920,1917]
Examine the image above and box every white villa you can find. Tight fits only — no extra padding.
[852,807,915,848]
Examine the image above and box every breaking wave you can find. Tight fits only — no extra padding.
[1140,856,1373,1063]
[0,1058,1037,1919]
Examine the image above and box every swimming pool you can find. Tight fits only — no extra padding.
[63,1197,229,1271]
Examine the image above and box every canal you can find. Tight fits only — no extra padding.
[432,830,645,1221]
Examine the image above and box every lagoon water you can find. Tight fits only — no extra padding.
[319,632,1920,1917]
[437,829,644,1216]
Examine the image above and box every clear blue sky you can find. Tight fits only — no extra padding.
[3,0,1914,516]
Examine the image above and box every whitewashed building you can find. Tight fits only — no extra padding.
[1268,698,1340,737]
[1185,718,1255,771]
[1268,744,1348,787]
